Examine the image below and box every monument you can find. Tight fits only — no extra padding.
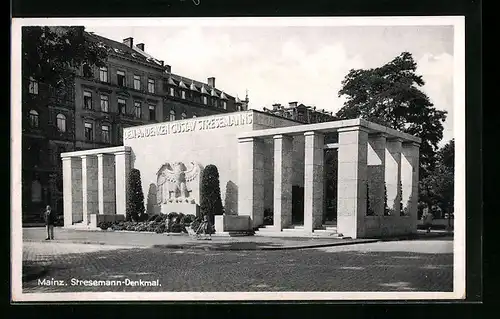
[61,110,421,239]
[156,161,203,216]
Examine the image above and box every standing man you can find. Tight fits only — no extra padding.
[421,203,434,233]
[44,205,55,240]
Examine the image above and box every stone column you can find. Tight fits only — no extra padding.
[238,137,265,228]
[367,134,387,216]
[114,148,131,217]
[337,126,368,239]
[385,138,403,216]
[97,153,116,215]
[303,131,324,233]
[273,134,293,230]
[402,142,420,233]
[62,157,82,226]
[81,155,98,225]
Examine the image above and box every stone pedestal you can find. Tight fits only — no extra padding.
[303,131,324,233]
[273,134,293,230]
[161,203,200,217]
[337,127,368,239]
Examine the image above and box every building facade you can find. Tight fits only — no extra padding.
[22,31,247,224]
[263,102,336,124]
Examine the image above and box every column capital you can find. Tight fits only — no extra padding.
[114,150,131,156]
[273,134,293,140]
[80,154,97,159]
[304,131,324,137]
[97,153,115,158]
[337,125,370,133]
[387,137,404,143]
[369,132,388,139]
[402,141,421,148]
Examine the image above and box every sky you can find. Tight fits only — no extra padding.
[86,24,455,145]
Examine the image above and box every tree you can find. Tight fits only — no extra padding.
[200,165,223,223]
[126,169,145,222]
[336,52,447,178]
[419,139,454,218]
[22,26,108,88]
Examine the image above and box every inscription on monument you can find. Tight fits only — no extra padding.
[123,113,253,140]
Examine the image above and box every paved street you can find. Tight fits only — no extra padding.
[22,237,453,293]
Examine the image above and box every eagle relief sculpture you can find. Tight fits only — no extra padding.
[156,161,202,205]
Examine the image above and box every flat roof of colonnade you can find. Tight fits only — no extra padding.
[238,118,421,144]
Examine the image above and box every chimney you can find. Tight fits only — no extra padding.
[165,65,171,73]
[136,43,145,51]
[289,101,298,108]
[207,77,215,88]
[123,37,133,48]
[159,60,164,66]
[272,103,281,111]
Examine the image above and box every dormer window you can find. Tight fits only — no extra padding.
[203,96,208,105]
[223,101,227,109]
[170,87,175,96]
[181,90,186,99]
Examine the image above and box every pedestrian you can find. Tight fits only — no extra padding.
[196,215,213,240]
[421,204,433,233]
[44,205,55,240]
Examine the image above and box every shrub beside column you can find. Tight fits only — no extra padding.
[199,164,223,224]
[126,168,145,222]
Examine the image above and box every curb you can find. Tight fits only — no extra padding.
[23,238,380,251]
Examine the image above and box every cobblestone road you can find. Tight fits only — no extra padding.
[22,238,453,293]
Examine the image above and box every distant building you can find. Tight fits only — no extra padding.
[263,102,336,124]
[22,31,248,223]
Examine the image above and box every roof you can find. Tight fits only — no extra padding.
[86,31,239,100]
[85,32,165,69]
[167,73,235,100]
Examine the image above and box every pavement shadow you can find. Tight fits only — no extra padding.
[152,241,283,251]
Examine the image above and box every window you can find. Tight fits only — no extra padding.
[101,125,110,143]
[82,63,93,78]
[56,113,66,132]
[117,70,126,87]
[84,122,93,141]
[99,66,108,82]
[29,77,38,94]
[169,87,175,96]
[203,96,207,105]
[223,101,227,109]
[31,180,42,203]
[133,75,141,90]
[29,110,39,128]
[134,101,141,118]
[149,104,156,121]
[181,112,187,120]
[181,90,186,99]
[83,91,92,109]
[100,95,109,112]
[101,95,109,113]
[169,110,175,121]
[148,79,155,93]
[118,98,126,114]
